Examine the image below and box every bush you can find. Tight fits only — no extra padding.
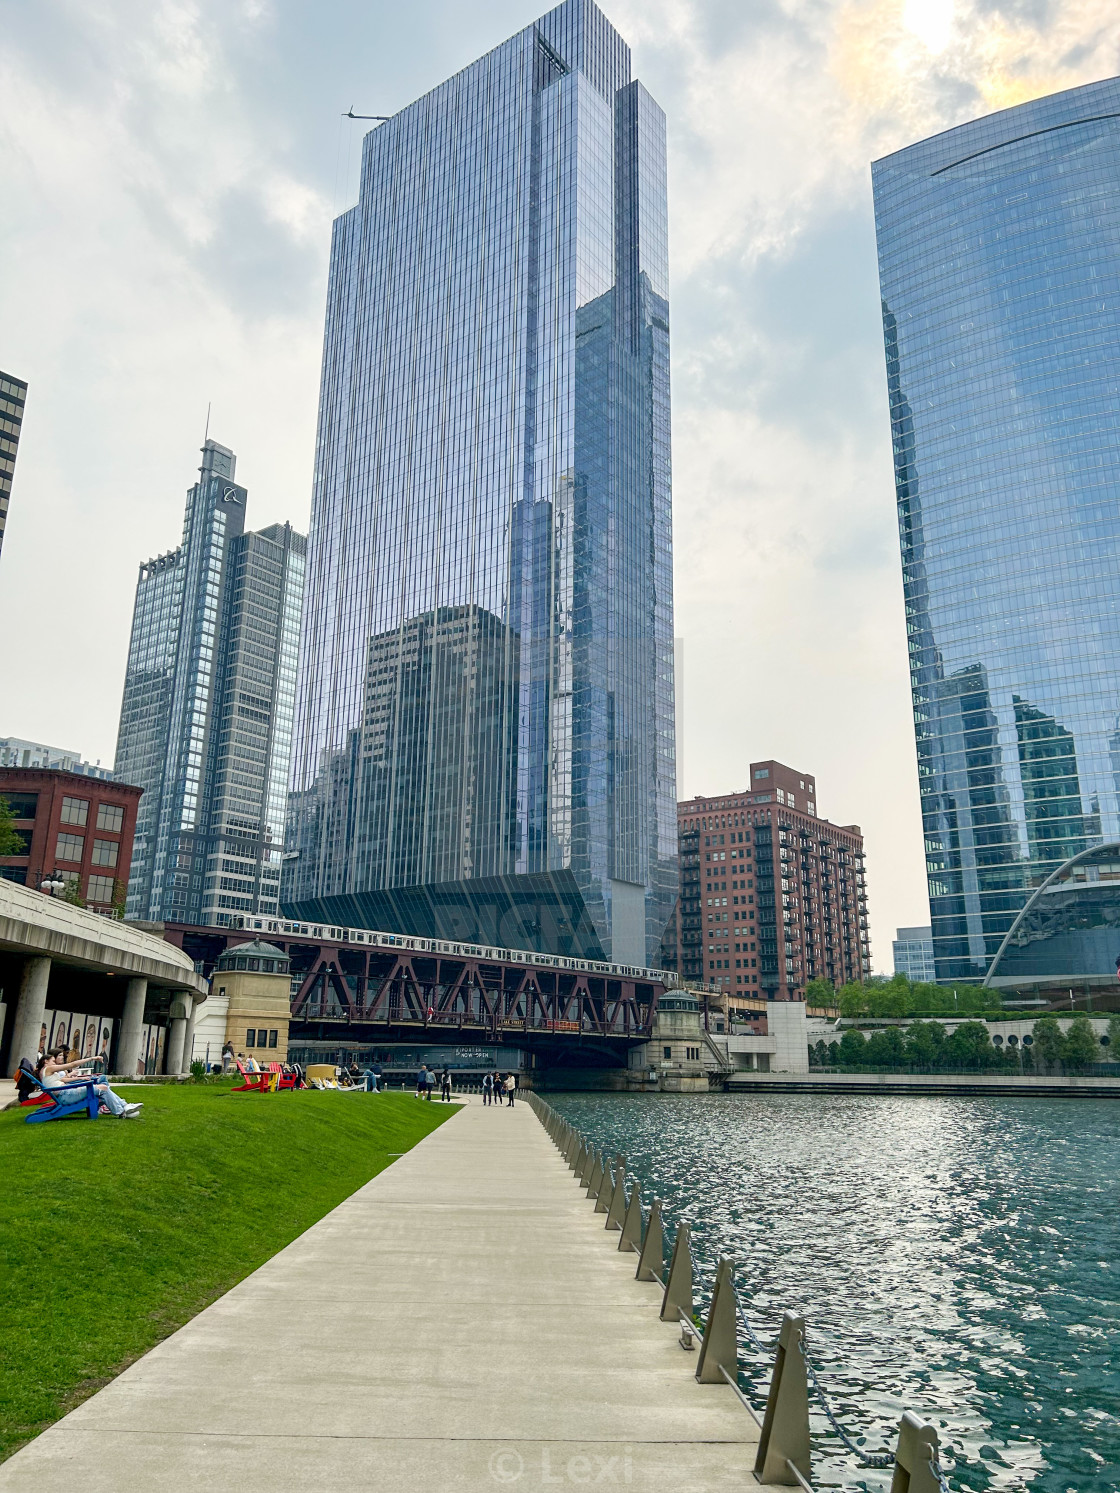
[1062,1014,1098,1071]
[189,1060,206,1083]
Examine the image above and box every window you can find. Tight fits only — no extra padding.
[91,839,119,868]
[663,1046,672,1059]
[4,792,37,819]
[96,803,125,833]
[87,874,116,904]
[60,797,89,826]
[269,1029,278,1048]
[56,832,84,861]
[246,1028,256,1046]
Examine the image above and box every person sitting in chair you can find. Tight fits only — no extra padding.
[35,1048,141,1119]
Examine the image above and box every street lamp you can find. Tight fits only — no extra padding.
[40,869,68,897]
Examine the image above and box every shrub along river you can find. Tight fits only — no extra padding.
[547,1091,1120,1492]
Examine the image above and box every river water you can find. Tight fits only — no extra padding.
[546,1092,1120,1492]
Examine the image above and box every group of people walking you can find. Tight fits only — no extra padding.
[483,1071,516,1107]
[416,1066,454,1101]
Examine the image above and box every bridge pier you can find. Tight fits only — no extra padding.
[6,955,51,1075]
[115,977,148,1079]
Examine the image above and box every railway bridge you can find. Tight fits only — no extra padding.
[159,915,672,1071]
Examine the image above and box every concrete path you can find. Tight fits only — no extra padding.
[2,1098,766,1492]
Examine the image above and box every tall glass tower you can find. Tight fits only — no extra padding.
[283,0,676,965]
[873,78,1120,983]
[115,441,306,926]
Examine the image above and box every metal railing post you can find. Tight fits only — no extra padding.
[660,1221,694,1324]
[574,1140,588,1176]
[586,1149,604,1198]
[890,1412,942,1493]
[636,1198,663,1282]
[578,1144,595,1188]
[605,1156,628,1230]
[619,1179,643,1252]
[696,1256,738,1384]
[594,1156,616,1213]
[754,1313,811,1488]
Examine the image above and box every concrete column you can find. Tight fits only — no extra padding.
[6,956,51,1077]
[182,994,202,1072]
[164,1017,187,1076]
[115,977,147,1078]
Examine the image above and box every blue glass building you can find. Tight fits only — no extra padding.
[873,78,1120,982]
[283,0,677,965]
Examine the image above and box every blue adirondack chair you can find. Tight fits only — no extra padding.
[18,1058,103,1124]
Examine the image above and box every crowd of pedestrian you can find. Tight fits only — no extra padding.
[482,1070,516,1107]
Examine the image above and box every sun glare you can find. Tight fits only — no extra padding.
[903,0,954,54]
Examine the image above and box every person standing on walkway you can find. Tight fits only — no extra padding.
[440,1067,452,1102]
[505,1072,516,1107]
[482,1071,492,1106]
[221,1040,234,1075]
[416,1067,426,1100]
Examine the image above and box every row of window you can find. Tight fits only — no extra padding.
[55,834,119,866]
[245,1028,279,1048]
[60,797,125,832]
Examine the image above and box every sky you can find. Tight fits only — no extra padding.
[1,0,1118,968]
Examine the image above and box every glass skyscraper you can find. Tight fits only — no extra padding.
[283,0,676,965]
[115,441,306,926]
[873,77,1120,983]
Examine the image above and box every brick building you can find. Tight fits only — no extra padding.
[0,769,141,914]
[677,761,870,1012]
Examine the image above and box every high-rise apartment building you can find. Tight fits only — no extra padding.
[677,762,869,1010]
[0,371,27,564]
[115,440,305,926]
[892,926,935,982]
[0,738,113,780]
[284,0,676,965]
[874,79,1120,983]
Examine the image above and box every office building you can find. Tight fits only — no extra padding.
[0,738,114,780]
[284,0,676,965]
[892,926,935,982]
[873,78,1120,982]
[114,440,305,925]
[0,767,140,913]
[678,762,870,1011]
[0,371,27,564]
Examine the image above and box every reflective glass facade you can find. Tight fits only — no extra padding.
[284,0,676,965]
[873,78,1120,982]
[115,444,306,926]
[986,843,1120,988]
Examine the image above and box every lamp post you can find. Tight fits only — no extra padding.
[39,869,68,897]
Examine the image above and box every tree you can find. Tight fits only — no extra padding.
[1062,1014,1099,1072]
[837,1028,867,1066]
[805,978,835,1009]
[867,977,912,1018]
[904,1020,947,1070]
[61,878,86,909]
[1032,1015,1065,1074]
[1107,1014,1120,1065]
[946,1020,993,1069]
[813,1039,835,1068]
[0,795,25,857]
[865,1028,906,1068]
[837,982,868,1018]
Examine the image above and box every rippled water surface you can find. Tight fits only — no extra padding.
[547,1093,1120,1492]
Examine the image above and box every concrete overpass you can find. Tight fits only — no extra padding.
[0,878,208,1078]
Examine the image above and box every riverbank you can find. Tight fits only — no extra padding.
[726,1070,1120,1096]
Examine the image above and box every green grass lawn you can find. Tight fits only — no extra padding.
[0,1083,457,1462]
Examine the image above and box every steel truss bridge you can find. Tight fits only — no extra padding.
[163,916,670,1060]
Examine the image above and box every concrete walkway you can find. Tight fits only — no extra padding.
[1,1098,767,1492]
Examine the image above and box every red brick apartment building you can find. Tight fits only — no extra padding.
[677,761,870,1011]
[0,768,141,913]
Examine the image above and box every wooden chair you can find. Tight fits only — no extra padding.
[231,1059,271,1093]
